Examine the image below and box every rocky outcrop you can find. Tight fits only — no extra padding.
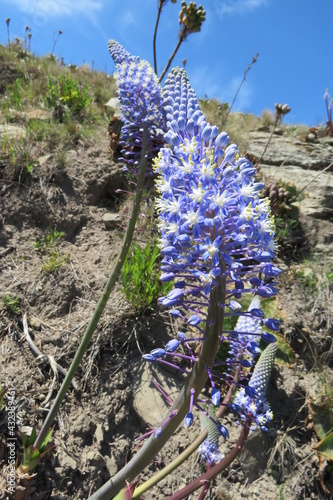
[247,130,333,219]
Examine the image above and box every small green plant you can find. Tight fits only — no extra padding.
[2,294,21,314]
[34,227,65,250]
[34,228,70,273]
[292,262,318,289]
[8,78,23,108]
[278,484,285,500]
[45,73,91,119]
[121,240,173,313]
[19,427,54,473]
[0,132,37,180]
[42,251,70,273]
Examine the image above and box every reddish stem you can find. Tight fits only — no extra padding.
[167,416,252,500]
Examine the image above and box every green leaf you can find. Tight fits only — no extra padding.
[22,445,40,469]
[259,333,295,366]
[314,431,333,460]
[308,402,333,441]
[20,427,37,448]
[275,334,295,366]
[40,427,53,452]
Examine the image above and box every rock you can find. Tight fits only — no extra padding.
[104,97,121,117]
[306,133,316,142]
[28,316,41,330]
[57,448,77,470]
[248,128,333,219]
[131,360,183,428]
[25,109,50,121]
[257,163,333,219]
[319,136,333,146]
[0,124,26,140]
[95,423,104,445]
[72,413,91,436]
[104,454,118,476]
[86,450,105,465]
[103,212,120,229]
[248,130,333,170]
[38,154,53,167]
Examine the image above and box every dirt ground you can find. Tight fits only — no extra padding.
[0,129,332,499]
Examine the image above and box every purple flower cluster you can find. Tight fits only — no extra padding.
[155,68,279,307]
[108,40,166,172]
[150,67,280,428]
[108,39,281,435]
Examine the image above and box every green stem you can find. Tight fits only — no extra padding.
[132,367,240,498]
[159,28,187,83]
[221,53,259,130]
[153,1,164,74]
[88,261,226,500]
[256,114,279,168]
[34,125,150,451]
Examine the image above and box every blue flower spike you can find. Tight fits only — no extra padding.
[233,342,277,430]
[199,405,224,465]
[108,40,166,172]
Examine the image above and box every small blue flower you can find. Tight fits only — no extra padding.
[150,348,166,358]
[261,332,277,343]
[199,439,224,465]
[217,424,229,440]
[165,339,180,352]
[184,412,193,428]
[211,387,221,406]
[263,318,282,331]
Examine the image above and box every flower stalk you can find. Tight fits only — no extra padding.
[89,269,225,500]
[34,125,150,451]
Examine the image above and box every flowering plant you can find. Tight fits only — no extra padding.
[25,34,280,498]
[88,41,281,500]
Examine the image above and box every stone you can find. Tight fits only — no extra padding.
[248,130,333,170]
[103,212,120,229]
[57,448,77,470]
[247,129,333,219]
[38,154,53,167]
[104,454,118,476]
[95,423,104,445]
[104,97,120,114]
[131,360,183,428]
[0,124,26,140]
[257,163,333,219]
[28,316,41,330]
[25,109,50,121]
[86,450,105,465]
[72,413,91,436]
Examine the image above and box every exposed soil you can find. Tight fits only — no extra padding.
[0,128,332,500]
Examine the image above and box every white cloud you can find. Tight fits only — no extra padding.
[120,10,137,28]
[7,0,102,16]
[213,0,267,19]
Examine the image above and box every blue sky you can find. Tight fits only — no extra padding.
[1,0,332,126]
